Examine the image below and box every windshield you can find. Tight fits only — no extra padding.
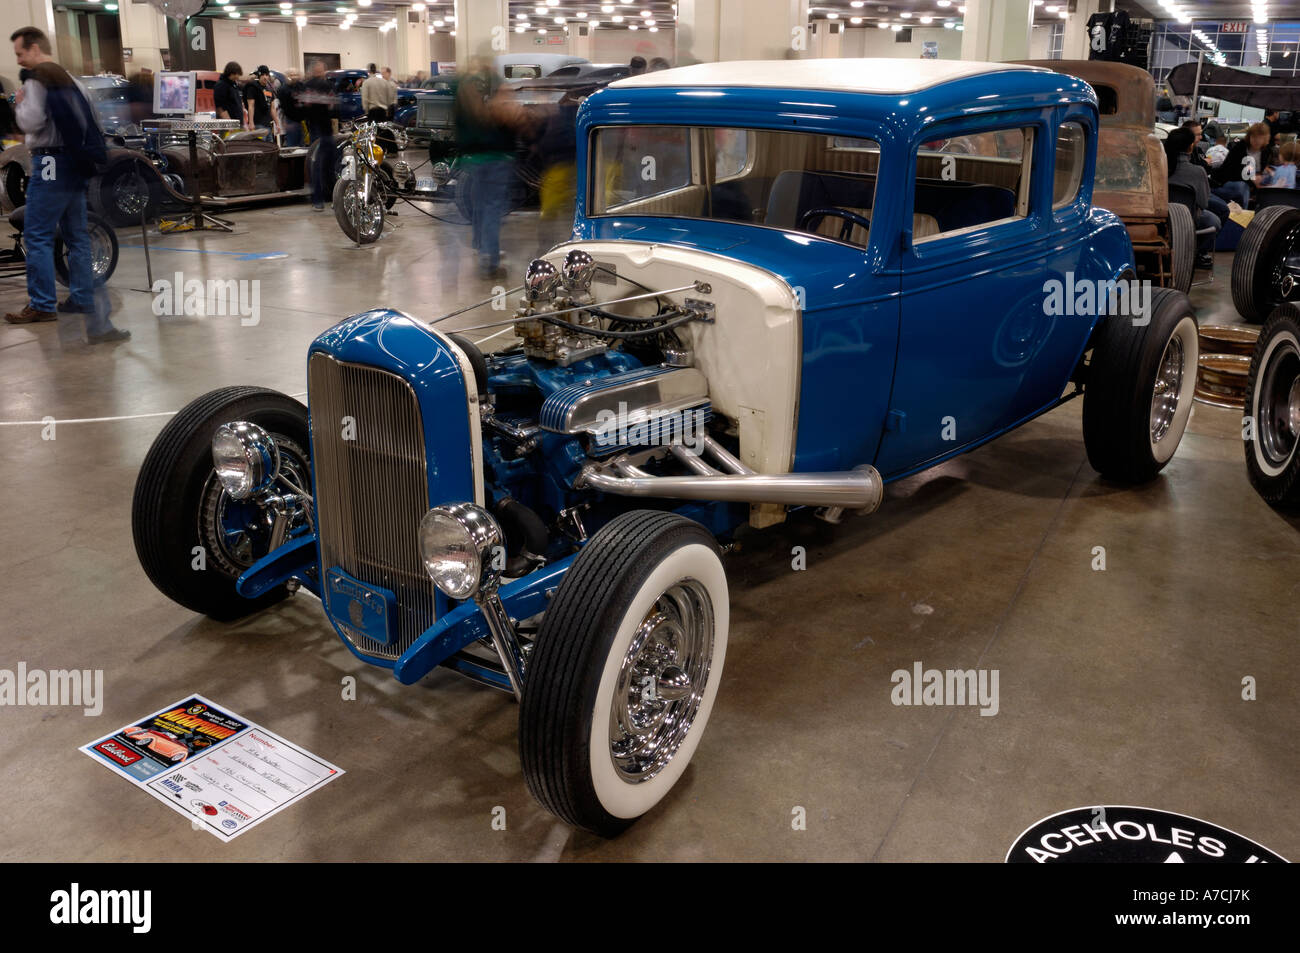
[590,125,881,248]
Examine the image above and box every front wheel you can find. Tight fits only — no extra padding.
[1083,287,1199,483]
[332,174,385,244]
[131,386,311,620]
[1243,304,1300,507]
[519,511,729,837]
[54,212,118,286]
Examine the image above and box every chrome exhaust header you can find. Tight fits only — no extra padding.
[577,457,884,512]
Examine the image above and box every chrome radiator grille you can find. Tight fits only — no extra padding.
[308,352,436,660]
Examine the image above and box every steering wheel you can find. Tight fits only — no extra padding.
[798,207,871,242]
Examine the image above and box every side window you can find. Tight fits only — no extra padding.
[713,128,750,180]
[596,126,694,209]
[1053,122,1086,209]
[913,126,1033,242]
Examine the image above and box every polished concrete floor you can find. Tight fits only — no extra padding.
[0,197,1295,862]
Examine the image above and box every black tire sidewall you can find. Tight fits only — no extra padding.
[1168,203,1196,294]
[1234,206,1300,322]
[1084,288,1198,482]
[132,388,310,620]
[1243,305,1300,506]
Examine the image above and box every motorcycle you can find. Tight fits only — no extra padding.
[331,121,414,244]
[0,205,119,286]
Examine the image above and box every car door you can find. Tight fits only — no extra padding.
[874,117,1052,479]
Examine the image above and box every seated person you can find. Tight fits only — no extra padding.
[1260,140,1297,190]
[1166,127,1221,271]
[1211,122,1270,208]
[1205,136,1229,170]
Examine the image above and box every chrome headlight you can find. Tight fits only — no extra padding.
[418,503,503,600]
[211,421,280,501]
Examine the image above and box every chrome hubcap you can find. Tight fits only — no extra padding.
[1150,332,1185,444]
[1258,340,1300,468]
[609,578,713,784]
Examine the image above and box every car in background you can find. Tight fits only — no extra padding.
[494,53,588,80]
[326,69,421,123]
[1018,59,1196,293]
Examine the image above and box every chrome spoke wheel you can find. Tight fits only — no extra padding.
[1150,331,1186,444]
[340,182,384,240]
[608,578,714,785]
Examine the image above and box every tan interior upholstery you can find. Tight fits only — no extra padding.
[912,213,940,240]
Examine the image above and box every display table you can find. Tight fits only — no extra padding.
[140,117,242,232]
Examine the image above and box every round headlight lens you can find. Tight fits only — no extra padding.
[211,421,280,500]
[418,503,503,600]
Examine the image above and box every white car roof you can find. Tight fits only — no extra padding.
[612,58,1047,95]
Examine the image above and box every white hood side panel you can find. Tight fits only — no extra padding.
[546,241,800,475]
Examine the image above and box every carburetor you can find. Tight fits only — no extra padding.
[514,250,608,367]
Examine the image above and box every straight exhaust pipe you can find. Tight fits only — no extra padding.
[578,463,884,512]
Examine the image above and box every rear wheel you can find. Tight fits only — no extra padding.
[132,386,311,620]
[1083,287,1199,483]
[519,511,728,837]
[97,160,160,227]
[1243,304,1300,507]
[1167,202,1196,293]
[1233,206,1300,323]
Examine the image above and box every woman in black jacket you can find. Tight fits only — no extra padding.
[1211,122,1270,208]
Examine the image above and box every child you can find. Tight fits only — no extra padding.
[1260,140,1297,189]
[1204,135,1229,169]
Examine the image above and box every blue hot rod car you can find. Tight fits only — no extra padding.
[132,59,1199,836]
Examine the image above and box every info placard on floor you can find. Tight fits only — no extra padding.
[81,694,343,842]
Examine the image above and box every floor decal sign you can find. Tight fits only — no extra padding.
[1007,805,1288,863]
[82,694,344,842]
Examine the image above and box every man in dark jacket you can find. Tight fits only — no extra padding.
[4,27,127,341]
[1166,127,1220,270]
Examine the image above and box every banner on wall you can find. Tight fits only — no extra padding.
[921,40,938,59]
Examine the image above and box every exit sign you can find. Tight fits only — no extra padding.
[1221,22,1249,33]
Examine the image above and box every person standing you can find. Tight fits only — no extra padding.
[276,68,305,147]
[214,61,247,128]
[302,61,338,210]
[243,65,277,136]
[4,27,127,342]
[454,57,523,279]
[381,66,398,118]
[360,63,390,123]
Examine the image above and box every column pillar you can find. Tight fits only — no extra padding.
[960,0,1033,62]
[677,0,809,64]
[1062,0,1106,61]
[453,0,507,65]
[114,4,171,75]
